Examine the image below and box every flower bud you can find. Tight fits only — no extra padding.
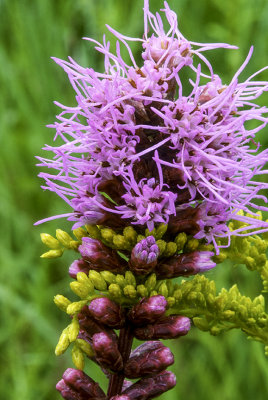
[78,306,116,340]
[155,251,216,279]
[88,297,125,328]
[69,259,90,279]
[79,237,126,273]
[125,341,174,378]
[56,368,105,399]
[129,236,160,275]
[92,332,123,372]
[122,371,176,400]
[134,315,191,340]
[128,295,167,325]
[110,396,130,400]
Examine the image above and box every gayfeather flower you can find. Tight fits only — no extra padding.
[36,0,268,249]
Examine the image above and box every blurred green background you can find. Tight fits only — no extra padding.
[1,0,268,399]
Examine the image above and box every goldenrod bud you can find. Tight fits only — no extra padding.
[174,232,187,250]
[185,238,199,252]
[70,281,90,298]
[54,294,71,312]
[40,233,60,249]
[55,328,70,356]
[56,229,73,248]
[125,271,136,287]
[100,228,115,244]
[123,226,137,245]
[109,283,122,298]
[88,270,107,291]
[66,300,88,315]
[115,274,126,288]
[85,224,101,239]
[69,240,80,251]
[113,234,129,250]
[76,338,95,358]
[158,282,169,298]
[73,227,87,241]
[137,285,148,297]
[40,249,63,258]
[100,271,116,284]
[72,343,85,370]
[156,240,166,255]
[155,223,168,239]
[145,273,156,292]
[163,242,177,257]
[68,318,80,342]
[124,285,137,299]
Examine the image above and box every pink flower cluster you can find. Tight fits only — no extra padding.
[37,0,268,249]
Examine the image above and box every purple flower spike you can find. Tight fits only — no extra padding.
[125,341,174,379]
[122,371,176,400]
[92,332,123,372]
[69,259,90,279]
[129,236,160,275]
[79,237,126,273]
[134,315,191,340]
[88,297,125,329]
[56,368,106,400]
[156,251,216,279]
[128,295,168,325]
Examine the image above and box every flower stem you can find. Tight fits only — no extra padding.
[107,324,134,398]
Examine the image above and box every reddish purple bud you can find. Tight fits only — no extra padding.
[69,259,90,279]
[134,315,191,340]
[125,341,174,379]
[88,297,125,329]
[78,306,117,341]
[128,295,168,325]
[79,237,125,273]
[156,251,216,279]
[110,396,130,400]
[129,236,159,275]
[56,368,105,400]
[122,371,176,400]
[92,332,123,372]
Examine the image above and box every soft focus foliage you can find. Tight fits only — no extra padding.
[0,0,268,399]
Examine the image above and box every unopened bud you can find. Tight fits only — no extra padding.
[88,297,125,328]
[134,315,191,340]
[156,251,216,279]
[123,226,137,244]
[69,259,90,279]
[174,232,187,250]
[125,341,174,379]
[56,229,73,248]
[123,371,176,400]
[54,295,71,312]
[128,295,167,325]
[79,237,126,273]
[73,227,87,241]
[40,249,63,258]
[92,332,123,372]
[129,236,159,275]
[56,368,105,399]
[40,233,60,249]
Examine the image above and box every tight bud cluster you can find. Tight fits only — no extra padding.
[57,295,190,399]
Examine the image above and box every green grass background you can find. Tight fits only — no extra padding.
[0,0,268,399]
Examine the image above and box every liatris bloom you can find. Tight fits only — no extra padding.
[38,1,268,400]
[36,0,268,251]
